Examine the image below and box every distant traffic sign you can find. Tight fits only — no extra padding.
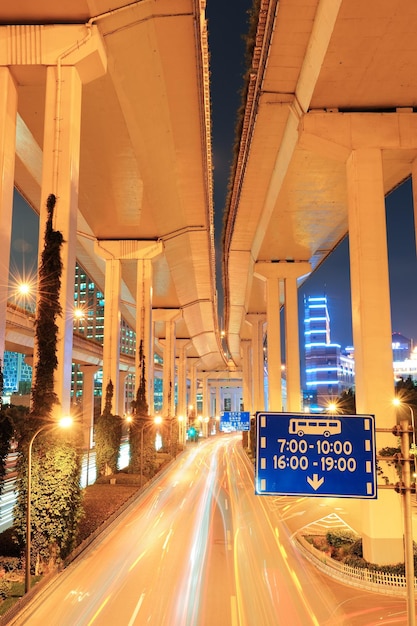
[220,411,250,432]
[255,412,377,499]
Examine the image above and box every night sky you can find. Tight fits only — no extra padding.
[300,179,417,349]
[10,1,417,354]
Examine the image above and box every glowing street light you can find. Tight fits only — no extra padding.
[327,402,339,414]
[73,306,87,335]
[12,277,37,312]
[25,416,73,593]
[73,307,84,320]
[18,283,31,296]
[393,398,416,446]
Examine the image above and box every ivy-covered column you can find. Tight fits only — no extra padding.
[135,244,162,412]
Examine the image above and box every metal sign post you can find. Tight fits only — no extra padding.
[395,420,416,626]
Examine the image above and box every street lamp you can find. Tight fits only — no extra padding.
[393,398,416,446]
[12,277,36,312]
[73,306,87,335]
[25,416,73,593]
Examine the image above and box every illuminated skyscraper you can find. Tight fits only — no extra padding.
[304,295,354,407]
[73,262,136,413]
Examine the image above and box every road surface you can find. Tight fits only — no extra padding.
[10,435,412,625]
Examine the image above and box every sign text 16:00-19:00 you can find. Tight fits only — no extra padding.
[272,438,357,471]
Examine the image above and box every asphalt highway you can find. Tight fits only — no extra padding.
[8,435,413,625]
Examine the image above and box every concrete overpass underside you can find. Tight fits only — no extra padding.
[225,0,417,361]
[2,0,417,565]
[223,0,417,564]
[0,0,226,375]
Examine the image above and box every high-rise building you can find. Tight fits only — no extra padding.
[73,262,136,413]
[303,296,417,408]
[74,262,105,342]
[3,351,32,396]
[392,331,411,362]
[304,296,354,407]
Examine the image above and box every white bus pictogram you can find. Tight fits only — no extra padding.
[289,418,341,437]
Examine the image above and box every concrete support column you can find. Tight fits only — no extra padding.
[201,374,209,417]
[253,272,282,411]
[188,358,199,420]
[118,371,129,417]
[163,317,176,418]
[245,315,266,412]
[201,374,209,437]
[79,364,99,447]
[215,386,221,416]
[265,277,282,411]
[136,259,154,414]
[347,147,401,564]
[28,26,106,419]
[284,276,302,412]
[38,66,82,418]
[134,244,162,410]
[176,340,189,445]
[209,387,216,418]
[154,310,181,418]
[255,262,310,413]
[0,69,17,365]
[175,340,189,418]
[95,240,162,415]
[102,258,122,413]
[233,388,242,411]
[241,340,253,414]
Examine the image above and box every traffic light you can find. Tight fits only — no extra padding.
[188,426,198,441]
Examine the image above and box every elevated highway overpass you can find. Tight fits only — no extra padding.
[0,0,234,421]
[222,0,417,564]
[5,302,133,369]
[223,0,417,419]
[1,0,417,564]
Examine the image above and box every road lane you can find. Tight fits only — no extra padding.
[9,434,412,625]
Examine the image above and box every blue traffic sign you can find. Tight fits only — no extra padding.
[255,412,377,499]
[220,411,250,432]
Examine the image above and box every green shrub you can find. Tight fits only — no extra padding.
[0,578,11,600]
[0,528,19,557]
[326,529,357,548]
[368,561,406,576]
[0,558,21,574]
[344,554,368,568]
[349,538,363,557]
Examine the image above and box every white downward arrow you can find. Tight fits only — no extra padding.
[307,474,325,490]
